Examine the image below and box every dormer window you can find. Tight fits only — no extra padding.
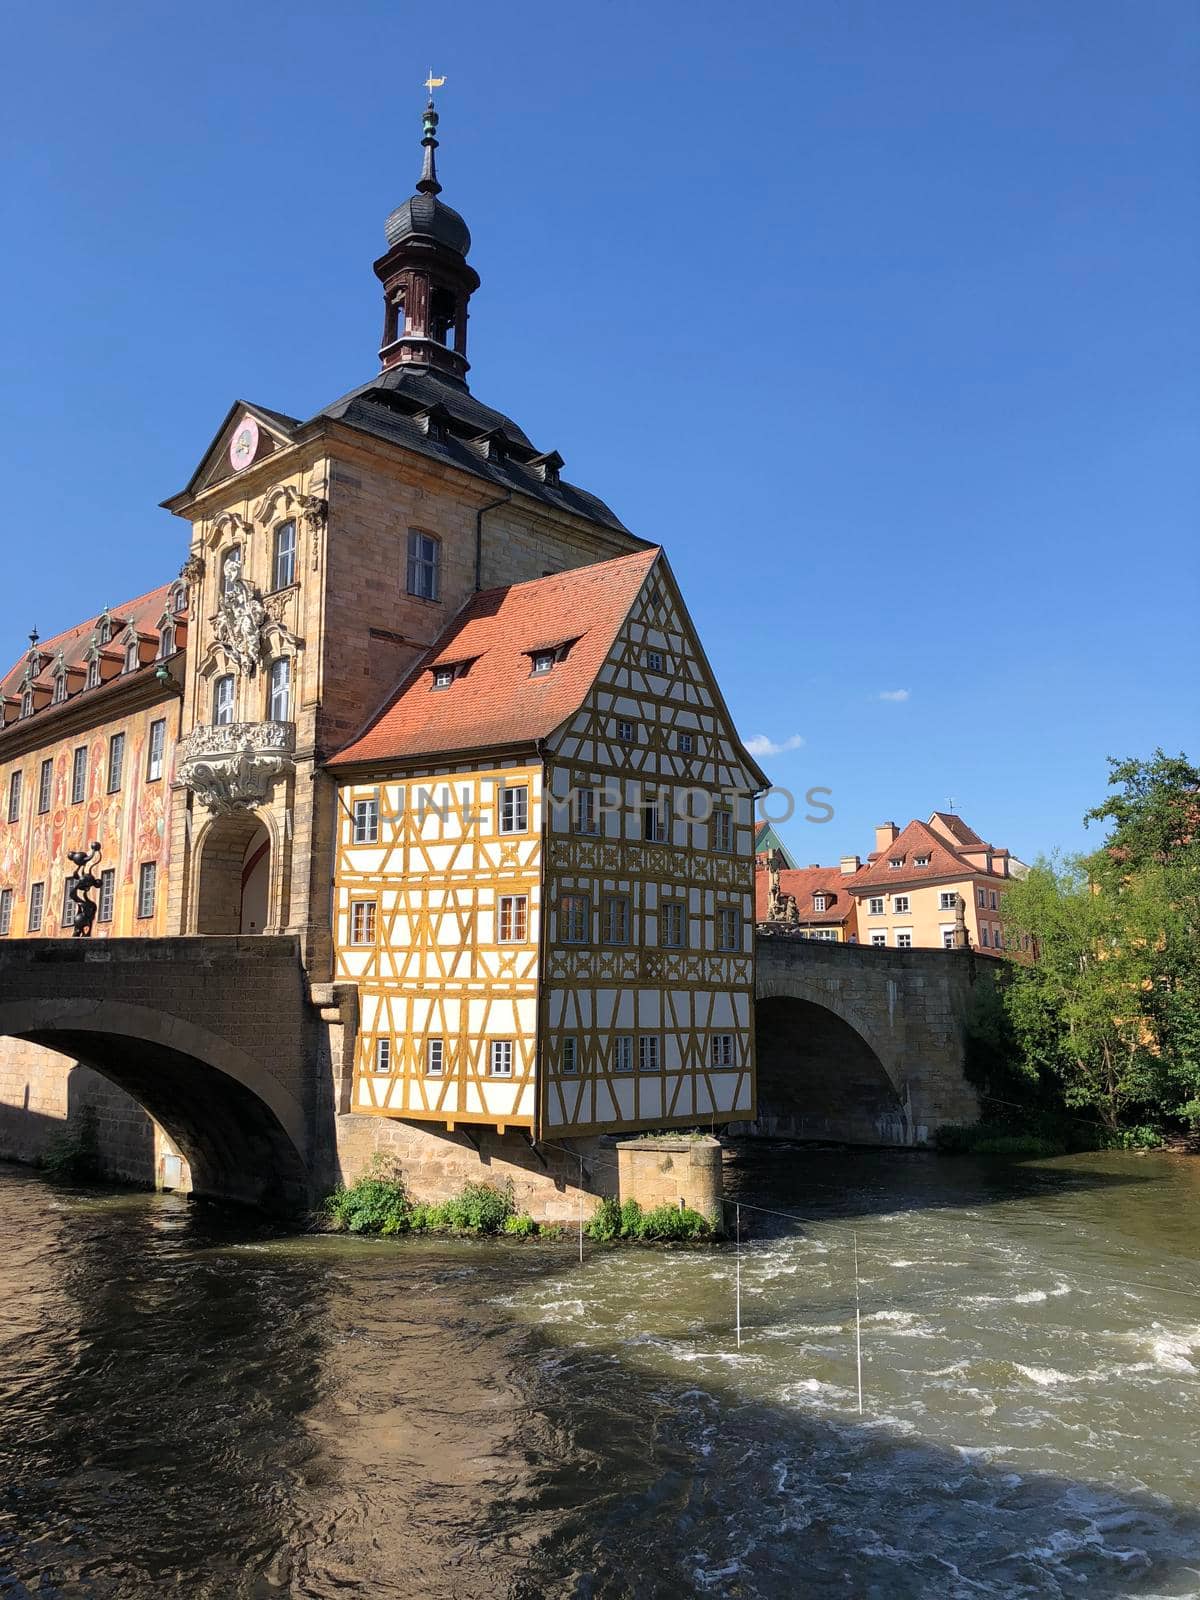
[52,669,67,704]
[431,662,464,690]
[96,610,114,645]
[158,622,176,659]
[531,651,556,676]
[168,581,187,615]
[123,637,140,674]
[813,894,827,912]
[20,690,33,718]
[914,854,931,867]
[888,857,903,869]
[525,641,573,676]
[86,655,101,690]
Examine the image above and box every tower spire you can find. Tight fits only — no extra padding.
[417,95,442,197]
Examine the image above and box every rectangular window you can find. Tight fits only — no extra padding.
[0,888,11,936]
[574,787,598,835]
[213,675,235,727]
[893,895,910,914]
[990,890,998,911]
[531,650,556,675]
[71,745,87,805]
[614,1036,633,1073]
[942,929,956,949]
[497,894,528,942]
[888,857,903,869]
[896,930,913,949]
[144,719,166,783]
[642,791,669,843]
[914,855,931,867]
[616,718,635,743]
[712,808,733,852]
[938,891,958,911]
[639,1035,660,1073]
[676,731,693,754]
[374,1037,391,1073]
[37,759,53,815]
[268,658,291,722]
[28,881,45,933]
[994,926,1004,950]
[603,894,630,945]
[431,665,455,690]
[6,771,21,824]
[352,797,379,844]
[499,785,528,834]
[813,894,827,912]
[426,1038,445,1076]
[980,924,990,947]
[272,521,297,591]
[558,893,589,944]
[349,900,377,945]
[61,881,76,928]
[661,900,686,949]
[977,887,987,908]
[710,1033,734,1068]
[645,649,664,672]
[107,733,125,794]
[561,1036,578,1075]
[717,906,741,952]
[870,931,887,947]
[406,530,440,601]
[136,862,156,919]
[489,1040,513,1078]
[98,868,115,924]
[868,896,884,916]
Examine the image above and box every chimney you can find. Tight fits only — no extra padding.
[840,855,861,876]
[874,822,899,853]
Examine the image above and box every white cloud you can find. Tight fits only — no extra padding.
[743,733,805,758]
[878,689,910,702]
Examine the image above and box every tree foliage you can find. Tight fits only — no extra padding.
[998,751,1200,1132]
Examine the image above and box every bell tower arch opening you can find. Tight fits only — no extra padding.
[194,814,273,936]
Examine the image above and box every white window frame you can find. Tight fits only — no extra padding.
[268,657,291,722]
[28,881,44,933]
[272,521,297,591]
[426,1038,445,1076]
[895,929,913,949]
[712,808,733,853]
[914,854,931,867]
[614,1036,633,1073]
[213,674,235,727]
[616,718,635,743]
[406,529,440,601]
[374,1037,392,1073]
[431,665,455,690]
[349,900,377,945]
[6,771,21,824]
[868,896,884,916]
[888,857,903,869]
[938,891,957,911]
[499,785,528,834]
[71,745,87,805]
[143,719,166,782]
[643,791,669,843]
[352,797,379,844]
[497,894,528,943]
[489,1039,514,1078]
[892,894,910,914]
[531,650,556,675]
[97,868,115,924]
[136,862,157,920]
[638,1035,660,1073]
[869,931,887,947]
[710,1033,734,1068]
[61,881,76,928]
[813,894,826,912]
[942,928,956,949]
[0,888,12,936]
[676,731,693,754]
[107,733,125,794]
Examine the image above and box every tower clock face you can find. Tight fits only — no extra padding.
[229,415,260,471]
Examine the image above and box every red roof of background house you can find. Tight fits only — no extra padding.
[329,549,662,766]
[849,816,1008,891]
[0,582,183,732]
[754,862,857,924]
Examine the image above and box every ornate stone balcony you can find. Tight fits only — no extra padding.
[177,720,296,815]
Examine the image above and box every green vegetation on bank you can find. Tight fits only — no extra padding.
[584,1196,717,1242]
[324,1159,550,1238]
[959,750,1199,1151]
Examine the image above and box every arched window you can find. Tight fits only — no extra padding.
[213,674,235,726]
[20,690,33,718]
[272,522,296,591]
[222,547,242,595]
[159,622,176,659]
[52,670,67,704]
[168,581,187,615]
[123,636,140,673]
[268,657,291,722]
[86,656,101,690]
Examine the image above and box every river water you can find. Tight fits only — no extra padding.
[1,1147,1199,1599]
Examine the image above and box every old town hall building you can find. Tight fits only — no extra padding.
[0,99,765,1175]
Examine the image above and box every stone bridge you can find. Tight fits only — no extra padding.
[749,931,987,1146]
[0,937,351,1210]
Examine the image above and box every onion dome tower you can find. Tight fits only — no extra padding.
[374,96,480,381]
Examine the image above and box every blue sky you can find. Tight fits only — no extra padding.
[2,1,1196,861]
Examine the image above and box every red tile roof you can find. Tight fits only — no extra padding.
[849,817,1008,891]
[329,549,662,766]
[755,861,857,924]
[0,582,184,734]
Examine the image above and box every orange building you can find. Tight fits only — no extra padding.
[0,587,185,938]
[847,812,1025,952]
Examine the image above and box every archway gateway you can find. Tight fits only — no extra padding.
[753,995,909,1146]
[194,814,272,935]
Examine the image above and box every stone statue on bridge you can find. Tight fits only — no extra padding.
[65,841,102,938]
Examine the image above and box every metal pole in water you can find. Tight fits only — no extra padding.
[853,1230,863,1415]
[578,1154,584,1267]
[735,1202,742,1350]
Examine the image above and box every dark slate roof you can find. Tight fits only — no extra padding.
[384,192,471,256]
[316,366,630,534]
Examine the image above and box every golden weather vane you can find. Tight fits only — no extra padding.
[424,69,446,96]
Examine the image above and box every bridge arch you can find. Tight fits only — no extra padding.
[0,996,310,1210]
[753,969,911,1145]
